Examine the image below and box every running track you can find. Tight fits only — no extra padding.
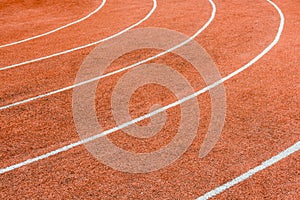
[0,0,299,199]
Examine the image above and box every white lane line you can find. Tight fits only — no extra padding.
[0,0,157,71]
[0,0,106,48]
[0,0,285,175]
[197,141,300,200]
[0,0,213,111]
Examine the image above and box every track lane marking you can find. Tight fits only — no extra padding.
[0,0,157,71]
[0,0,106,48]
[197,141,300,199]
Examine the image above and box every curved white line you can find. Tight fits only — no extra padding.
[0,0,286,175]
[0,0,106,48]
[197,141,300,200]
[0,0,157,71]
[1,0,217,173]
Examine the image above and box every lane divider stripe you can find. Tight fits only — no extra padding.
[0,0,106,48]
[197,141,300,199]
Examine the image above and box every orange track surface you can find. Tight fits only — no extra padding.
[0,0,299,199]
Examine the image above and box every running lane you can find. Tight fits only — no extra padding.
[197,0,299,198]
[0,0,152,67]
[0,0,102,45]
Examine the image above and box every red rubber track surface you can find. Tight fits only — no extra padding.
[0,0,299,199]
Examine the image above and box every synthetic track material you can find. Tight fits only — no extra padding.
[0,0,299,199]
[0,0,106,48]
[0,0,157,71]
